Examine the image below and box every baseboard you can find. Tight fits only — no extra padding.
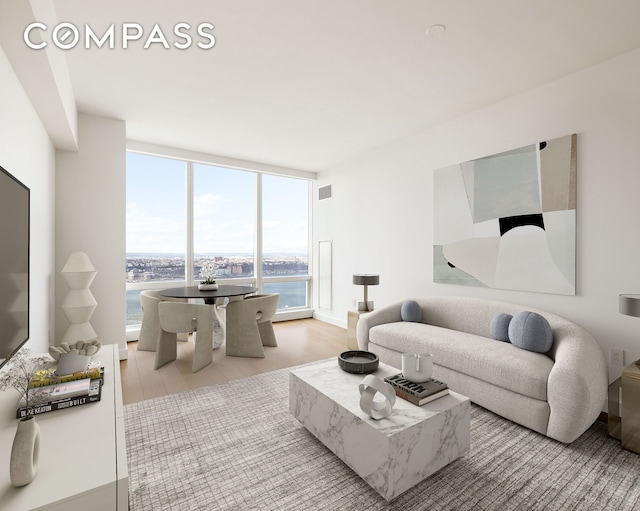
[313,310,347,329]
[125,328,139,342]
[273,308,314,322]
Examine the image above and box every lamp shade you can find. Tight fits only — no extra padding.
[620,294,640,317]
[353,274,380,286]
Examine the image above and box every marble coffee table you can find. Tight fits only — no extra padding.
[289,359,470,501]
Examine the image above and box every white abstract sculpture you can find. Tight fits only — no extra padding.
[60,251,97,343]
[359,374,396,420]
[49,340,102,360]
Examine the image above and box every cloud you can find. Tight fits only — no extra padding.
[126,202,185,252]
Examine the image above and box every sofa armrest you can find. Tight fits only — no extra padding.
[546,324,608,443]
[356,301,404,350]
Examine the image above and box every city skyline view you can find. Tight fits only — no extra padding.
[124,252,308,324]
[126,253,308,283]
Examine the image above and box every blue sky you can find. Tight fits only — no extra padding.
[126,152,309,255]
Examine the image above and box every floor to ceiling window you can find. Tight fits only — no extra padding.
[125,151,312,331]
[126,154,186,327]
[193,163,255,282]
[261,174,310,309]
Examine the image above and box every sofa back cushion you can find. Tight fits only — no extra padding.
[410,296,573,352]
[369,321,553,401]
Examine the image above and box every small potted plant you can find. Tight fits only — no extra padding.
[0,348,55,411]
[198,260,218,290]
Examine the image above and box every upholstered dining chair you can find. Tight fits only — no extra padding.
[225,293,280,358]
[138,289,188,351]
[155,302,215,372]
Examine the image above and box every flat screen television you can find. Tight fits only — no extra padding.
[0,164,30,370]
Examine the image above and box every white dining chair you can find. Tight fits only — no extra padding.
[138,290,188,351]
[155,301,215,372]
[225,293,280,358]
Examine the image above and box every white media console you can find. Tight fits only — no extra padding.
[0,344,127,510]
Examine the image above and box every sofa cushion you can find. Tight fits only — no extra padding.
[490,313,512,342]
[401,300,422,322]
[369,322,553,401]
[508,311,553,353]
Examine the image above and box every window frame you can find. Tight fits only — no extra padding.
[125,143,314,337]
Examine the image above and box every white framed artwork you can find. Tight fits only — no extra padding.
[433,134,577,295]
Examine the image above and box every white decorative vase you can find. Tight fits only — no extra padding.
[10,416,40,487]
[402,353,433,383]
[198,283,218,290]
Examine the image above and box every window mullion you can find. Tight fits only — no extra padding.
[307,180,313,309]
[255,173,263,292]
[186,161,194,285]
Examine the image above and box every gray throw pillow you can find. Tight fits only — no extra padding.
[490,313,513,342]
[401,300,422,322]
[508,311,553,353]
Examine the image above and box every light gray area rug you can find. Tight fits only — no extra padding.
[125,366,640,510]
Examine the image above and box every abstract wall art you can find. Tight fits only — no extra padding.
[433,134,577,295]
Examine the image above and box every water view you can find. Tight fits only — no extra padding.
[126,282,307,326]
[125,253,309,325]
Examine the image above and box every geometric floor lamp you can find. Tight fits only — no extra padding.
[60,251,97,343]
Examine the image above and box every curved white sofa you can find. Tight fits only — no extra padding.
[356,295,608,444]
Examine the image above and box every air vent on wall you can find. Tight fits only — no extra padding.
[318,185,332,200]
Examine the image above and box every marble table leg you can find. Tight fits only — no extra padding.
[203,298,225,349]
[211,303,225,349]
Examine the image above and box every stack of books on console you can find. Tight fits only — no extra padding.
[28,362,104,388]
[384,373,449,406]
[17,362,104,419]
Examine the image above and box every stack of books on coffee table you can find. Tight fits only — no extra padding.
[384,373,449,406]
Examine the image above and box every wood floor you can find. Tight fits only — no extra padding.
[119,318,347,405]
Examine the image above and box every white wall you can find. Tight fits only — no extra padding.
[55,114,127,359]
[315,48,640,382]
[0,46,56,356]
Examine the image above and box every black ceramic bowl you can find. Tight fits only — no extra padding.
[338,350,379,374]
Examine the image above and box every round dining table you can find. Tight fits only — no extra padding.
[158,285,258,348]
[159,284,258,304]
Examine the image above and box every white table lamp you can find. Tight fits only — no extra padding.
[619,294,640,367]
[353,274,379,312]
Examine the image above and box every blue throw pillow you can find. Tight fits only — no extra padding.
[508,311,553,353]
[490,313,513,342]
[401,300,422,322]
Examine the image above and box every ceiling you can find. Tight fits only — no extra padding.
[11,1,640,172]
